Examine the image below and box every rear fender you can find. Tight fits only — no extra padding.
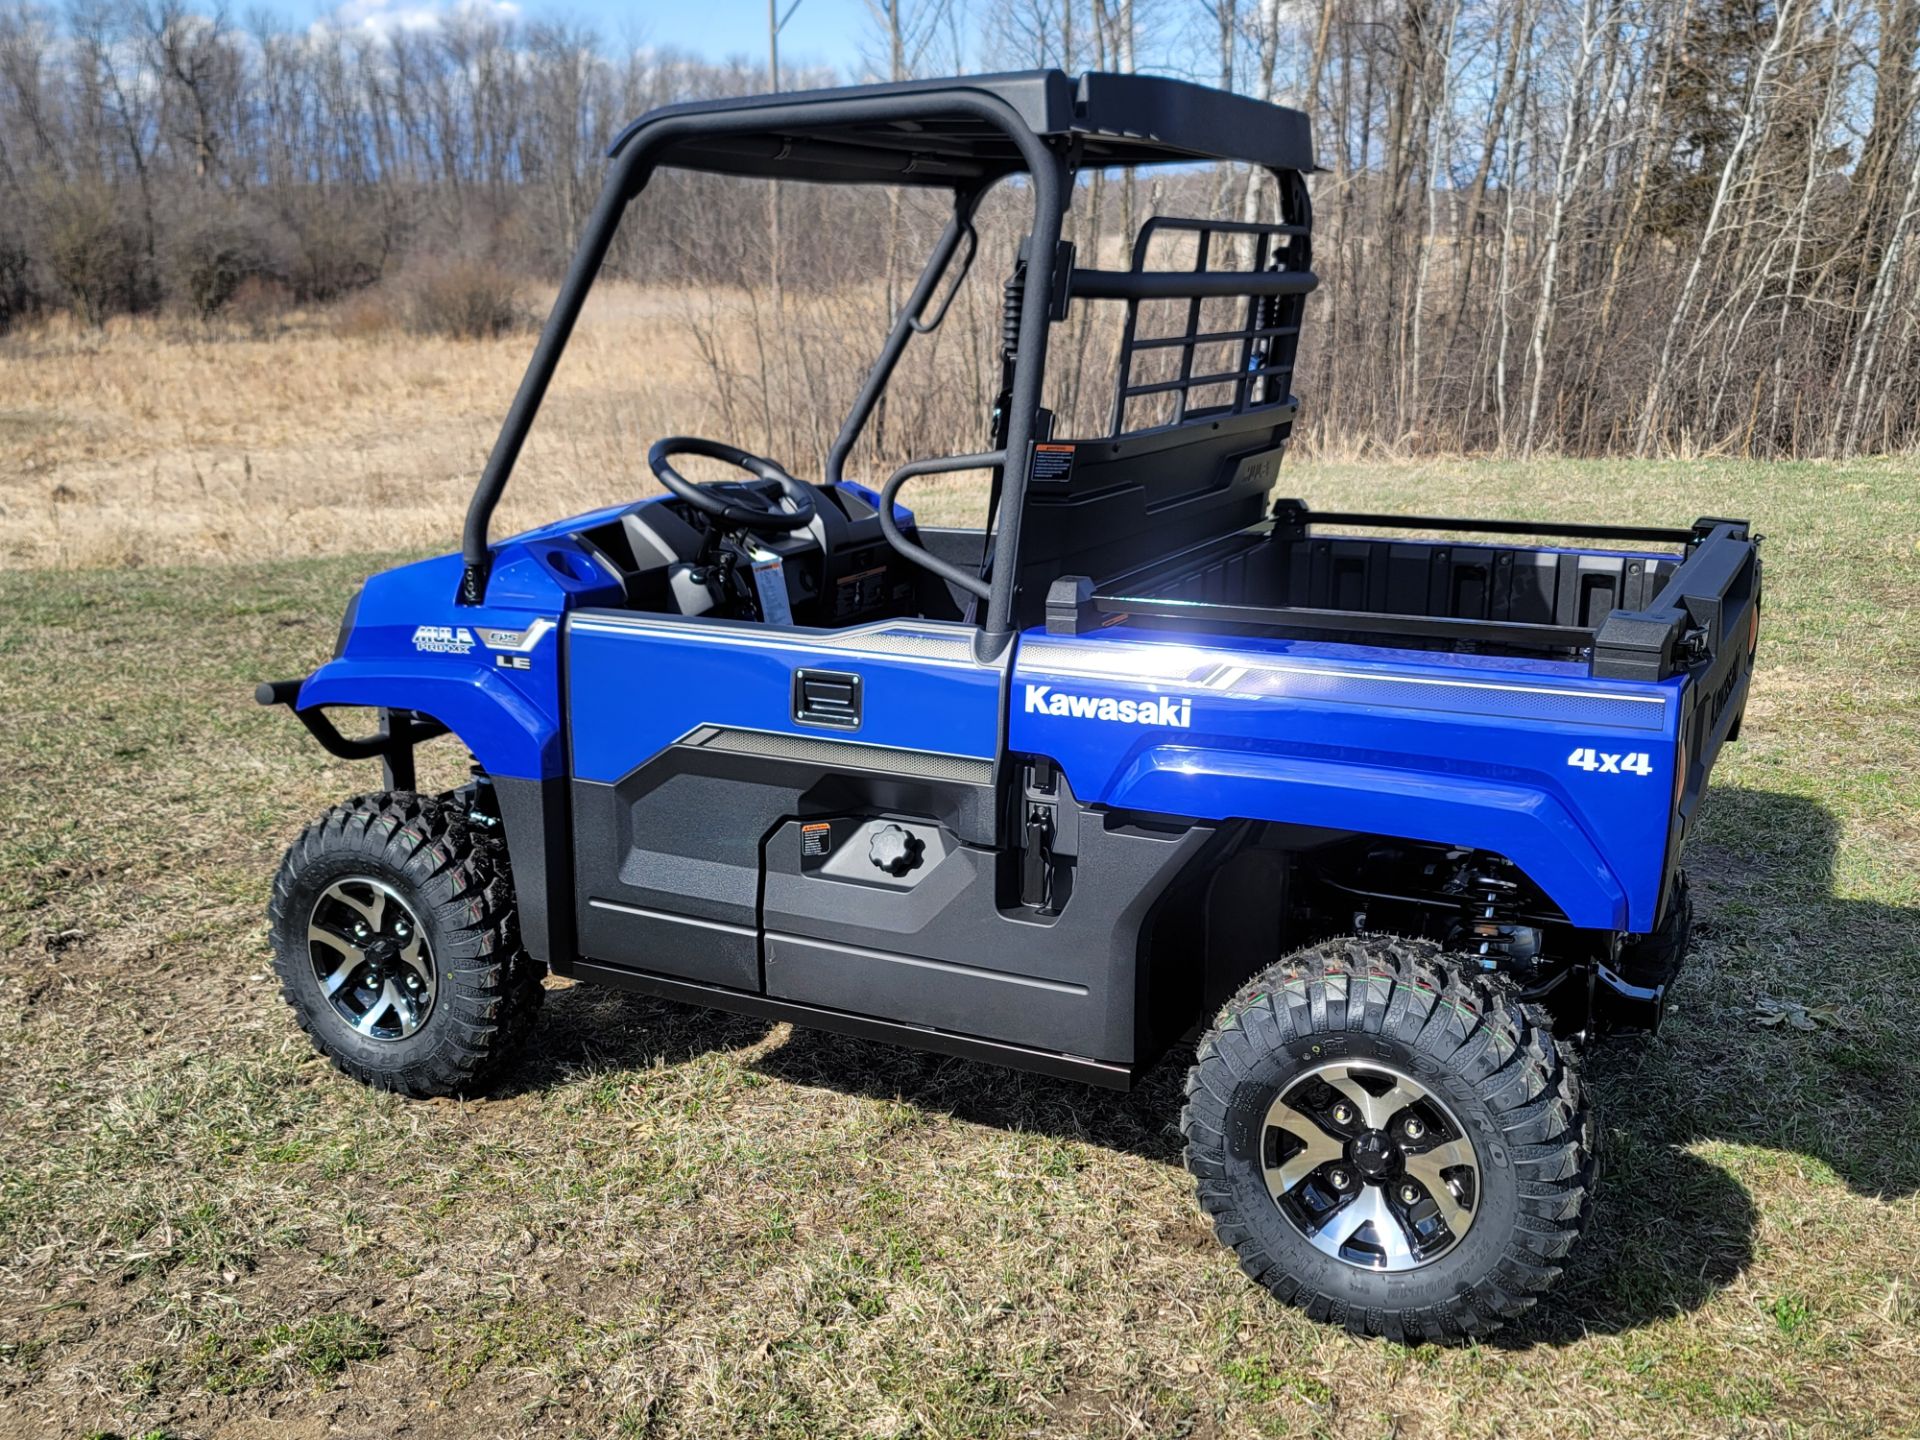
[1109,745,1629,929]
[1012,628,1685,932]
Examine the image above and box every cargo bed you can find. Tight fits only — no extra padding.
[1053,502,1758,683]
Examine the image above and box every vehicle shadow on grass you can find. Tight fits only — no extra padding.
[1497,787,1920,1345]
[516,787,1917,1343]
[503,981,777,1090]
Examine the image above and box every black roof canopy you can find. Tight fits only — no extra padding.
[607,70,1313,186]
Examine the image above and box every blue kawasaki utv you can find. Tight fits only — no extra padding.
[258,71,1761,1339]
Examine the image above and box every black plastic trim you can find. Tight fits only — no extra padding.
[253,679,447,764]
[570,960,1137,1089]
[1272,502,1700,546]
[1591,522,1758,681]
[493,774,574,971]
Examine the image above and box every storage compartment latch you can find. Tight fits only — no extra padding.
[1020,758,1058,910]
[1021,805,1055,910]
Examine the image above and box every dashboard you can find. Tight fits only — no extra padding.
[572,480,923,628]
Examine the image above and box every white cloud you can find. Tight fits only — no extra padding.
[326,0,521,37]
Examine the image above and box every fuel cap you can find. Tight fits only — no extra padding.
[868,823,925,877]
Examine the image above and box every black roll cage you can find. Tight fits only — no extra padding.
[455,70,1317,649]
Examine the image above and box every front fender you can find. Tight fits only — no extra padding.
[297,661,559,780]
[1109,744,1629,930]
[285,549,587,781]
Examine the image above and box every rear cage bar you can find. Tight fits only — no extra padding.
[876,190,1319,612]
[1103,213,1311,436]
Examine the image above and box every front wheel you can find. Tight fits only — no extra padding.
[268,792,543,1097]
[1181,936,1595,1340]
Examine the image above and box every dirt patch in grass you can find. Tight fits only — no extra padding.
[2,459,1918,1437]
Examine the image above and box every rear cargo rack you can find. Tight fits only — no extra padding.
[1089,214,1313,437]
[1046,502,1757,684]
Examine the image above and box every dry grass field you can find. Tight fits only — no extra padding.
[1,298,1918,1439]
[0,285,1003,572]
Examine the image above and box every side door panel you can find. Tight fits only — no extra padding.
[565,613,1005,990]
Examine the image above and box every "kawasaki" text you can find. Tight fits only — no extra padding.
[1023,685,1192,728]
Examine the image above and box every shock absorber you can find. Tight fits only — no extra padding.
[1250,290,1280,403]
[989,251,1025,449]
[1001,264,1025,356]
[1457,858,1540,970]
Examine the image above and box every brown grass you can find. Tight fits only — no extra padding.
[1,302,1918,1439]
[0,284,1009,572]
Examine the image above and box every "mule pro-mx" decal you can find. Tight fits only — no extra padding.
[411,625,476,655]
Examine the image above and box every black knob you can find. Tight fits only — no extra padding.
[868,823,924,877]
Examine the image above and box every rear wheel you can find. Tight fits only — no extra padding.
[268,792,543,1097]
[1181,936,1595,1339]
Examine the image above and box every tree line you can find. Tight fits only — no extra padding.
[1,0,1916,458]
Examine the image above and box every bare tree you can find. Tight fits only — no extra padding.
[0,0,1914,458]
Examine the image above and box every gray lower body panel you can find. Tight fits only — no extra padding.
[760,813,1214,1061]
[572,727,998,994]
[571,728,1219,1066]
[571,961,1136,1088]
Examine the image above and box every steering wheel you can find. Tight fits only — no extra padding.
[647,436,817,534]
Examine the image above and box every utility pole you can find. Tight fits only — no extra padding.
[768,0,803,311]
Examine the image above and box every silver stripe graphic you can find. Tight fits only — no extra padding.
[571,614,985,668]
[691,726,995,782]
[1025,641,1667,730]
[808,627,976,662]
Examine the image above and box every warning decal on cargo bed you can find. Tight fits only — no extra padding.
[1029,443,1075,485]
[801,822,831,857]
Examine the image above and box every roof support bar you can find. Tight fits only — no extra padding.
[458,89,1064,608]
[982,146,1068,644]
[826,186,985,487]
[458,160,638,604]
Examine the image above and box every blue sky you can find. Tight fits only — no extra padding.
[650,0,876,71]
[317,0,883,75]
